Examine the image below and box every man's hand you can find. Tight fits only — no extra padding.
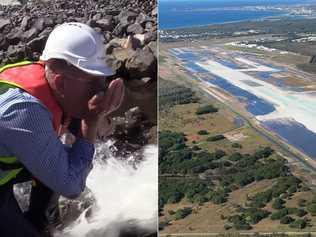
[80,78,125,143]
[87,78,125,118]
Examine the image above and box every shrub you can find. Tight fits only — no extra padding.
[289,219,307,229]
[207,135,225,142]
[232,143,242,149]
[173,207,192,220]
[280,216,294,224]
[196,104,218,115]
[198,130,209,135]
[272,198,285,210]
[296,209,307,217]
[228,152,243,161]
[270,208,288,220]
[307,199,316,216]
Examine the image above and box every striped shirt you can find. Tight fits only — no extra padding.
[0,88,95,198]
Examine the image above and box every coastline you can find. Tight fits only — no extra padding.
[159,12,289,31]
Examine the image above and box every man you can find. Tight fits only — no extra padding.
[0,22,124,236]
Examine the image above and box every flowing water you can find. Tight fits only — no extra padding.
[14,141,158,237]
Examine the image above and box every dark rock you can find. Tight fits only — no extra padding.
[93,27,102,34]
[6,45,25,62]
[147,41,157,58]
[0,35,8,51]
[106,9,120,16]
[20,15,32,31]
[22,27,39,41]
[26,34,47,53]
[144,31,157,44]
[125,47,156,79]
[118,10,138,21]
[6,29,22,45]
[151,7,157,17]
[44,17,55,27]
[103,31,112,43]
[87,19,97,27]
[135,12,153,27]
[112,22,129,37]
[126,23,144,35]
[105,55,124,75]
[0,18,10,30]
[118,10,138,25]
[145,21,153,30]
[0,50,4,64]
[33,18,45,31]
[92,13,102,21]
[96,17,113,31]
[126,35,142,49]
[39,27,53,38]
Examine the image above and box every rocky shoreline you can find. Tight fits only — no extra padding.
[0,0,157,151]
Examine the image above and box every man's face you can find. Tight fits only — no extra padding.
[62,70,108,118]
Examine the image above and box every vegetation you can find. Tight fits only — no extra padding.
[159,75,316,232]
[173,207,192,220]
[289,219,307,229]
[280,216,294,224]
[307,197,316,216]
[207,134,225,142]
[196,104,218,115]
[159,78,199,109]
[198,130,209,135]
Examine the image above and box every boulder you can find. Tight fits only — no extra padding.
[6,28,23,45]
[33,17,45,31]
[22,27,39,41]
[112,22,129,37]
[126,23,144,35]
[6,45,25,62]
[135,12,153,27]
[0,18,10,31]
[0,35,8,51]
[20,15,32,31]
[125,46,156,79]
[96,17,113,32]
[118,10,138,24]
[26,34,47,53]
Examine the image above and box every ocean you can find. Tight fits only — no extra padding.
[159,0,312,30]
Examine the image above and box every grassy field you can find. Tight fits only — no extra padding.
[159,47,316,234]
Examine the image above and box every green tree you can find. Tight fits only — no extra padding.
[289,219,307,229]
[198,130,209,135]
[272,198,285,210]
[280,216,294,224]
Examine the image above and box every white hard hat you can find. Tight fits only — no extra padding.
[40,22,113,76]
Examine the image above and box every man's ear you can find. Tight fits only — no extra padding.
[53,74,65,98]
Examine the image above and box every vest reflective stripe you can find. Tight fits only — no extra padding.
[0,168,23,186]
[0,60,32,73]
[0,156,18,164]
[0,82,24,186]
[0,62,42,186]
[0,61,63,131]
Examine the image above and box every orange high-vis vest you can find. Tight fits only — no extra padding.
[0,61,63,132]
[0,61,65,187]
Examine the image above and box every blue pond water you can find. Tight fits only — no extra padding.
[204,76,275,116]
[257,72,273,79]
[170,49,276,116]
[217,59,240,69]
[263,120,316,159]
[185,63,209,73]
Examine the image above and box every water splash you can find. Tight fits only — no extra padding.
[58,143,158,237]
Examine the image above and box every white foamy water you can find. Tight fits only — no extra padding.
[58,143,158,237]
